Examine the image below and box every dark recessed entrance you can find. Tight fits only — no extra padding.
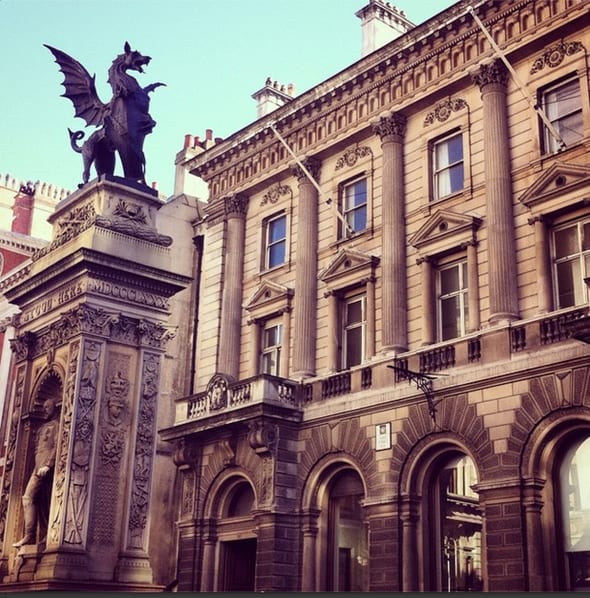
[222,538,257,591]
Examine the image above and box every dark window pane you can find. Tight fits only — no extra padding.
[345,326,363,367]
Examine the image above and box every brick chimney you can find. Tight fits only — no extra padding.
[11,181,35,235]
[251,78,295,118]
[355,0,414,57]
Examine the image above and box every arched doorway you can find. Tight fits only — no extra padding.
[304,463,368,592]
[211,477,257,592]
[414,446,483,591]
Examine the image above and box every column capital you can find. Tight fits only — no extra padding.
[290,156,321,183]
[373,112,407,141]
[471,58,509,91]
[224,193,249,218]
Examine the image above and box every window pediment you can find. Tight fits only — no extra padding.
[320,248,379,292]
[518,162,590,215]
[410,209,481,257]
[245,279,292,321]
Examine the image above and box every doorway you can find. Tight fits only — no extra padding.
[221,538,257,591]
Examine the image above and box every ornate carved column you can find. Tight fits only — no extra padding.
[472,60,519,324]
[529,216,552,313]
[218,194,249,379]
[291,158,321,378]
[373,112,408,353]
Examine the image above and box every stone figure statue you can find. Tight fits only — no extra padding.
[44,42,165,187]
[13,398,59,548]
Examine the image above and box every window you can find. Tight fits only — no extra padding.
[340,177,367,237]
[263,213,287,269]
[261,321,282,376]
[438,260,468,341]
[541,76,583,154]
[552,218,590,308]
[433,132,464,200]
[342,294,366,369]
[559,436,590,591]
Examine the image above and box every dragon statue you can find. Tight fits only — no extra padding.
[45,42,165,187]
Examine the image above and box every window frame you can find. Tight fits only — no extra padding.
[437,258,469,341]
[431,130,465,201]
[262,211,288,271]
[260,319,283,376]
[338,175,368,239]
[340,291,367,370]
[551,216,590,309]
[540,74,584,155]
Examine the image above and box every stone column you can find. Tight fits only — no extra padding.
[280,308,291,377]
[464,240,481,332]
[301,509,320,592]
[529,216,553,313]
[373,112,408,353]
[291,158,321,378]
[326,292,339,372]
[218,194,248,379]
[248,319,261,378]
[418,257,435,345]
[366,276,376,359]
[522,478,547,591]
[472,60,519,324]
[400,495,420,591]
[200,520,217,591]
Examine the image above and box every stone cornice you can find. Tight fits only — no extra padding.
[184,0,583,198]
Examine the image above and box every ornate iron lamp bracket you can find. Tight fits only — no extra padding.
[388,365,442,423]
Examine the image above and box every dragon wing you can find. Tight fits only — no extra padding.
[44,44,107,128]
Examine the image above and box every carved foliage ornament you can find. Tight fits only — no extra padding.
[424,98,468,126]
[290,157,321,183]
[471,59,509,90]
[372,112,407,141]
[335,146,373,171]
[260,183,292,207]
[224,194,249,217]
[530,41,583,74]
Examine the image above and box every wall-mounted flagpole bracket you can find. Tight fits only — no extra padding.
[388,364,442,423]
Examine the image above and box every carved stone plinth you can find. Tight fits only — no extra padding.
[0,177,190,591]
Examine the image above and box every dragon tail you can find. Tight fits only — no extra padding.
[68,128,85,154]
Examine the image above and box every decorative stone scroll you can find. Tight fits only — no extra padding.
[530,41,583,73]
[335,146,373,170]
[423,98,468,126]
[260,183,292,206]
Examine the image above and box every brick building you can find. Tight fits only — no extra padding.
[161,0,590,592]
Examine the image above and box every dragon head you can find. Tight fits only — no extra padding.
[122,41,151,74]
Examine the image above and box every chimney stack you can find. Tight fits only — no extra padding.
[355,0,414,57]
[251,78,295,118]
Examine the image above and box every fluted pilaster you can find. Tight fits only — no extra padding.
[373,112,408,353]
[291,158,321,378]
[529,216,552,313]
[472,60,519,324]
[218,194,248,378]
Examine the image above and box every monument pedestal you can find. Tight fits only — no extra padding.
[0,176,190,590]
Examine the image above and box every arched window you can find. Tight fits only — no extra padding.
[559,436,590,591]
[425,452,483,592]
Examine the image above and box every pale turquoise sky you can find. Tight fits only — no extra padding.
[0,0,453,198]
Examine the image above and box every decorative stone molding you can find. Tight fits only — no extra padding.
[530,41,584,73]
[423,98,468,126]
[260,183,292,207]
[9,331,36,362]
[372,112,407,141]
[247,420,278,456]
[471,59,509,90]
[206,373,232,411]
[224,193,249,218]
[290,157,321,182]
[335,146,373,170]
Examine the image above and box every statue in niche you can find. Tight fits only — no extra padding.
[45,42,165,187]
[13,398,59,547]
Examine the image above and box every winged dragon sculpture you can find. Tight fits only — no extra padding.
[45,42,165,187]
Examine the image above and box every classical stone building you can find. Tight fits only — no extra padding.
[1,0,590,592]
[162,0,590,592]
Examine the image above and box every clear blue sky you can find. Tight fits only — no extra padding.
[0,0,453,198]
